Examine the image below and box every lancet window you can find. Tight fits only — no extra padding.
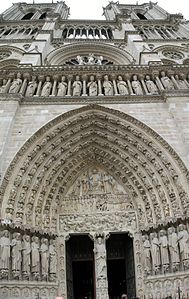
[0,26,39,39]
[62,26,113,40]
[135,25,188,40]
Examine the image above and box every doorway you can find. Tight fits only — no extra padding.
[106,233,136,299]
[66,234,95,299]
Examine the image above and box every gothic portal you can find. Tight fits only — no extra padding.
[0,1,189,299]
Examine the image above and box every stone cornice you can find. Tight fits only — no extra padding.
[0,19,45,26]
[52,38,123,44]
[59,19,117,26]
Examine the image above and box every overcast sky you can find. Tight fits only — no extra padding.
[0,0,189,20]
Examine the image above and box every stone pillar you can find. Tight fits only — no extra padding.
[82,74,88,96]
[96,74,104,96]
[125,74,134,94]
[139,74,149,95]
[36,75,44,96]
[94,233,109,299]
[19,73,29,95]
[51,75,59,96]
[57,235,67,299]
[152,71,164,91]
[66,75,73,96]
[111,74,119,95]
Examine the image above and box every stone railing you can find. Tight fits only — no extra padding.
[0,65,189,101]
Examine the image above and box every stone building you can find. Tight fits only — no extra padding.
[0,1,189,299]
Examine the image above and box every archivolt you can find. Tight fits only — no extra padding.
[0,105,189,231]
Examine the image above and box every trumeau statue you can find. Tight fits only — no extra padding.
[142,235,151,275]
[159,229,169,272]
[41,76,52,96]
[25,76,37,97]
[22,234,31,278]
[0,230,10,276]
[117,75,129,95]
[94,236,107,279]
[87,75,98,96]
[168,227,180,271]
[31,236,40,278]
[57,76,67,96]
[131,74,143,95]
[72,75,82,96]
[9,73,22,93]
[12,232,22,276]
[103,75,113,96]
[160,71,174,90]
[40,238,49,279]
[150,232,161,274]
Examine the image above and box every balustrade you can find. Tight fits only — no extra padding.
[1,70,189,98]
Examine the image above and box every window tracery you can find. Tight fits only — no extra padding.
[62,26,113,40]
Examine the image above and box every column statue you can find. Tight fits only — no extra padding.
[40,238,49,280]
[178,224,189,269]
[72,75,82,96]
[0,230,10,278]
[31,236,40,279]
[49,239,57,281]
[9,73,22,93]
[87,75,98,96]
[174,74,188,89]
[22,234,31,279]
[131,74,143,95]
[168,227,180,272]
[41,76,52,96]
[0,79,7,93]
[57,76,67,96]
[159,230,169,272]
[12,232,22,278]
[142,234,152,275]
[103,75,113,96]
[145,75,159,94]
[117,75,129,95]
[150,232,161,274]
[160,71,174,90]
[25,76,38,96]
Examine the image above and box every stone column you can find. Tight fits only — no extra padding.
[94,233,109,299]
[19,73,30,95]
[111,74,119,95]
[51,75,59,96]
[82,74,88,96]
[66,75,73,96]
[96,74,104,96]
[152,71,164,91]
[36,75,44,96]
[57,235,67,299]
[139,74,148,95]
[125,74,134,94]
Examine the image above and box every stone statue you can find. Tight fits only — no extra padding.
[0,79,7,93]
[145,75,158,94]
[160,71,174,90]
[131,75,143,95]
[94,236,107,278]
[87,75,98,96]
[178,224,189,269]
[57,76,67,96]
[150,232,161,274]
[168,227,180,271]
[49,239,57,280]
[22,234,31,278]
[159,230,169,272]
[0,230,10,277]
[9,73,22,93]
[117,75,129,95]
[142,235,152,275]
[41,76,52,97]
[40,238,49,279]
[103,75,113,96]
[76,55,85,65]
[31,236,40,279]
[174,74,188,89]
[97,56,103,65]
[12,232,22,277]
[88,53,95,64]
[25,76,37,96]
[72,75,82,96]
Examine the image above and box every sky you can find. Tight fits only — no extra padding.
[0,0,189,20]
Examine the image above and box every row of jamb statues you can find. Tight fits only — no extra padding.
[0,71,188,97]
[0,230,57,281]
[142,223,189,276]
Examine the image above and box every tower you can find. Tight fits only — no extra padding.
[0,1,189,299]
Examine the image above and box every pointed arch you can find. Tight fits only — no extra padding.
[0,105,188,231]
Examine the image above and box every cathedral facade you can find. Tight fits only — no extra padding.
[0,1,189,299]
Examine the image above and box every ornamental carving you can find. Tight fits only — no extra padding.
[0,51,11,60]
[162,50,184,60]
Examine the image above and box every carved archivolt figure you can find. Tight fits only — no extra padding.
[178,224,189,268]
[40,238,49,279]
[160,71,174,90]
[159,230,169,272]
[94,236,107,278]
[22,234,31,278]
[12,232,22,276]
[168,227,180,271]
[72,75,82,96]
[31,236,40,278]
[117,75,129,95]
[145,75,158,94]
[25,76,37,96]
[103,75,113,96]
[0,79,7,93]
[131,74,143,95]
[49,239,57,280]
[142,235,151,275]
[57,76,67,96]
[150,232,161,274]
[41,76,52,96]
[0,230,10,275]
[9,73,22,93]
[87,75,98,96]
